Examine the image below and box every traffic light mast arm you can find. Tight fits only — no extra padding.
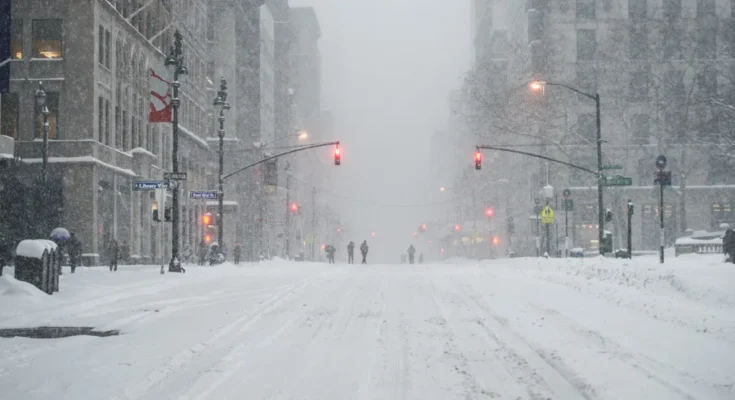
[222,141,340,181]
[476,145,597,176]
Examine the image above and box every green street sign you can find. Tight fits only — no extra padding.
[604,176,632,186]
[601,164,623,170]
[564,199,574,211]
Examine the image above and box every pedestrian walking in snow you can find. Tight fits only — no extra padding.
[360,240,369,264]
[120,240,130,264]
[347,241,355,264]
[418,253,424,264]
[724,229,735,263]
[67,233,82,273]
[407,245,416,264]
[108,239,119,271]
[198,239,207,266]
[325,245,336,264]
[234,244,242,264]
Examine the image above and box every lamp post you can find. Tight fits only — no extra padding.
[531,80,604,255]
[164,30,188,272]
[34,81,49,181]
[213,77,230,257]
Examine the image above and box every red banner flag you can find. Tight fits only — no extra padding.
[149,67,171,123]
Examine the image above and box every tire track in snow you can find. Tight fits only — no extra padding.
[527,303,702,400]
[451,278,595,400]
[117,272,327,400]
[355,274,388,400]
[425,270,509,399]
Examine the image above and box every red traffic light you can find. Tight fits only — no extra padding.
[485,208,495,218]
[474,151,482,170]
[371,232,376,238]
[421,224,427,231]
[454,224,460,232]
[334,146,341,166]
[290,203,299,213]
[202,213,213,226]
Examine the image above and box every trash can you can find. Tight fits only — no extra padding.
[15,240,58,294]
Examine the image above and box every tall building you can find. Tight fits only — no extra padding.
[1,0,214,264]
[468,0,735,252]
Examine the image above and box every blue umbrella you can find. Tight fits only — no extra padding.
[50,227,71,241]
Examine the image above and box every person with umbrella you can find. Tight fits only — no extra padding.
[67,233,82,273]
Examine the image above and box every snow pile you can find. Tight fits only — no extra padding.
[0,275,54,305]
[15,240,57,259]
[511,255,735,341]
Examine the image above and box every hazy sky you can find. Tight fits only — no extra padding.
[290,0,471,261]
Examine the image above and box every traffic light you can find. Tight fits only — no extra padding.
[420,224,427,232]
[164,206,172,222]
[492,235,500,246]
[334,145,341,166]
[606,209,613,222]
[290,203,301,215]
[485,208,495,219]
[152,202,160,222]
[475,150,482,170]
[372,232,376,238]
[202,213,214,227]
[454,224,460,232]
[204,234,213,245]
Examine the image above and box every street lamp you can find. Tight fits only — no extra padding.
[164,30,188,272]
[257,130,309,149]
[213,77,230,258]
[34,81,50,180]
[530,80,604,256]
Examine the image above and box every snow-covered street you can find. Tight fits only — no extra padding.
[1,256,734,400]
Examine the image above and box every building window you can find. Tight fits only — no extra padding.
[629,24,647,60]
[105,29,111,68]
[631,114,650,144]
[577,29,596,61]
[32,19,63,59]
[99,96,104,142]
[577,113,596,142]
[98,26,104,65]
[35,92,59,139]
[576,0,596,19]
[696,65,718,96]
[663,0,681,18]
[1,93,19,139]
[664,69,685,99]
[121,110,127,150]
[695,26,716,59]
[629,68,650,101]
[696,0,716,18]
[662,25,682,60]
[629,0,647,19]
[11,19,22,59]
[105,99,110,145]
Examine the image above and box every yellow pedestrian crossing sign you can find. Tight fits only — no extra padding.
[541,206,555,224]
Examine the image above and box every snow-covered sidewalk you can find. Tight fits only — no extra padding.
[0,256,733,400]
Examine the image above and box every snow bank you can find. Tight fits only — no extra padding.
[675,237,722,245]
[0,275,53,305]
[15,240,56,259]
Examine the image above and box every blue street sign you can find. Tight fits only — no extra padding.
[133,181,168,191]
[190,191,218,199]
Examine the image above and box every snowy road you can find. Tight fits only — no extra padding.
[1,256,734,400]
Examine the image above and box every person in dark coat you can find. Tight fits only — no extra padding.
[198,239,207,266]
[67,233,82,273]
[325,245,336,264]
[724,229,735,263]
[233,244,242,264]
[108,239,119,271]
[0,234,9,276]
[347,241,355,264]
[407,245,416,264]
[360,240,369,264]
